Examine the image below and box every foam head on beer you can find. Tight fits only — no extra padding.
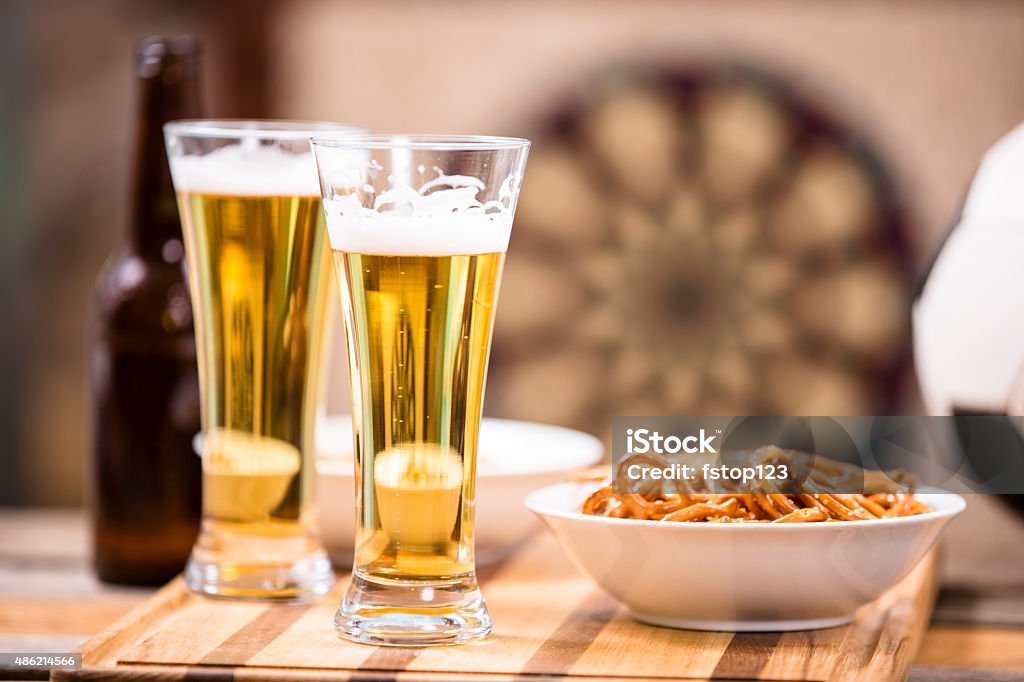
[168,142,321,197]
[322,166,518,255]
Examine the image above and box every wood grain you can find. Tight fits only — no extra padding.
[0,597,140,636]
[570,609,732,679]
[78,577,191,669]
[56,534,939,682]
[915,625,1024,672]
[1,508,1018,680]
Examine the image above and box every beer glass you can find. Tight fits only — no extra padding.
[311,135,530,645]
[164,120,363,600]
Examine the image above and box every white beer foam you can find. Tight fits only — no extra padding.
[324,170,514,255]
[169,143,320,197]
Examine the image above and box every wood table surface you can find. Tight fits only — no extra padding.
[1,502,1023,682]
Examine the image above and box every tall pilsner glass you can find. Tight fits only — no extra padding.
[311,136,530,645]
[165,120,363,600]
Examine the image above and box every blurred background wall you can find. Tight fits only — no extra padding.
[2,0,1024,506]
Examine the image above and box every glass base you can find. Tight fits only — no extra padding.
[335,571,491,646]
[184,524,334,601]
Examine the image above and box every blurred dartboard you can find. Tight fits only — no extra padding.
[487,62,915,435]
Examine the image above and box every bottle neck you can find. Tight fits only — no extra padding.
[128,39,201,260]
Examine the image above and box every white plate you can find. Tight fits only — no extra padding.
[316,416,604,566]
[526,482,965,631]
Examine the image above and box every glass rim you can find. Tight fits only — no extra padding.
[310,134,531,151]
[164,119,366,141]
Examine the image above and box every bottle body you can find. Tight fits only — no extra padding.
[90,36,202,585]
[92,251,201,584]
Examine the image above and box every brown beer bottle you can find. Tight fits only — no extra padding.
[91,36,203,585]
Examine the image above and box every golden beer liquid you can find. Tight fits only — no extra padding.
[333,251,504,581]
[177,191,330,547]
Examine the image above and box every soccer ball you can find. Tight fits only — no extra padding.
[914,121,1024,417]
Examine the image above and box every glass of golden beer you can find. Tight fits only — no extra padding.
[164,120,363,600]
[311,135,530,645]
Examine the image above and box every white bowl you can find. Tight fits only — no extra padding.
[316,417,604,567]
[525,482,965,632]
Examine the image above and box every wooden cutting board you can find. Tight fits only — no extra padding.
[55,533,937,682]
